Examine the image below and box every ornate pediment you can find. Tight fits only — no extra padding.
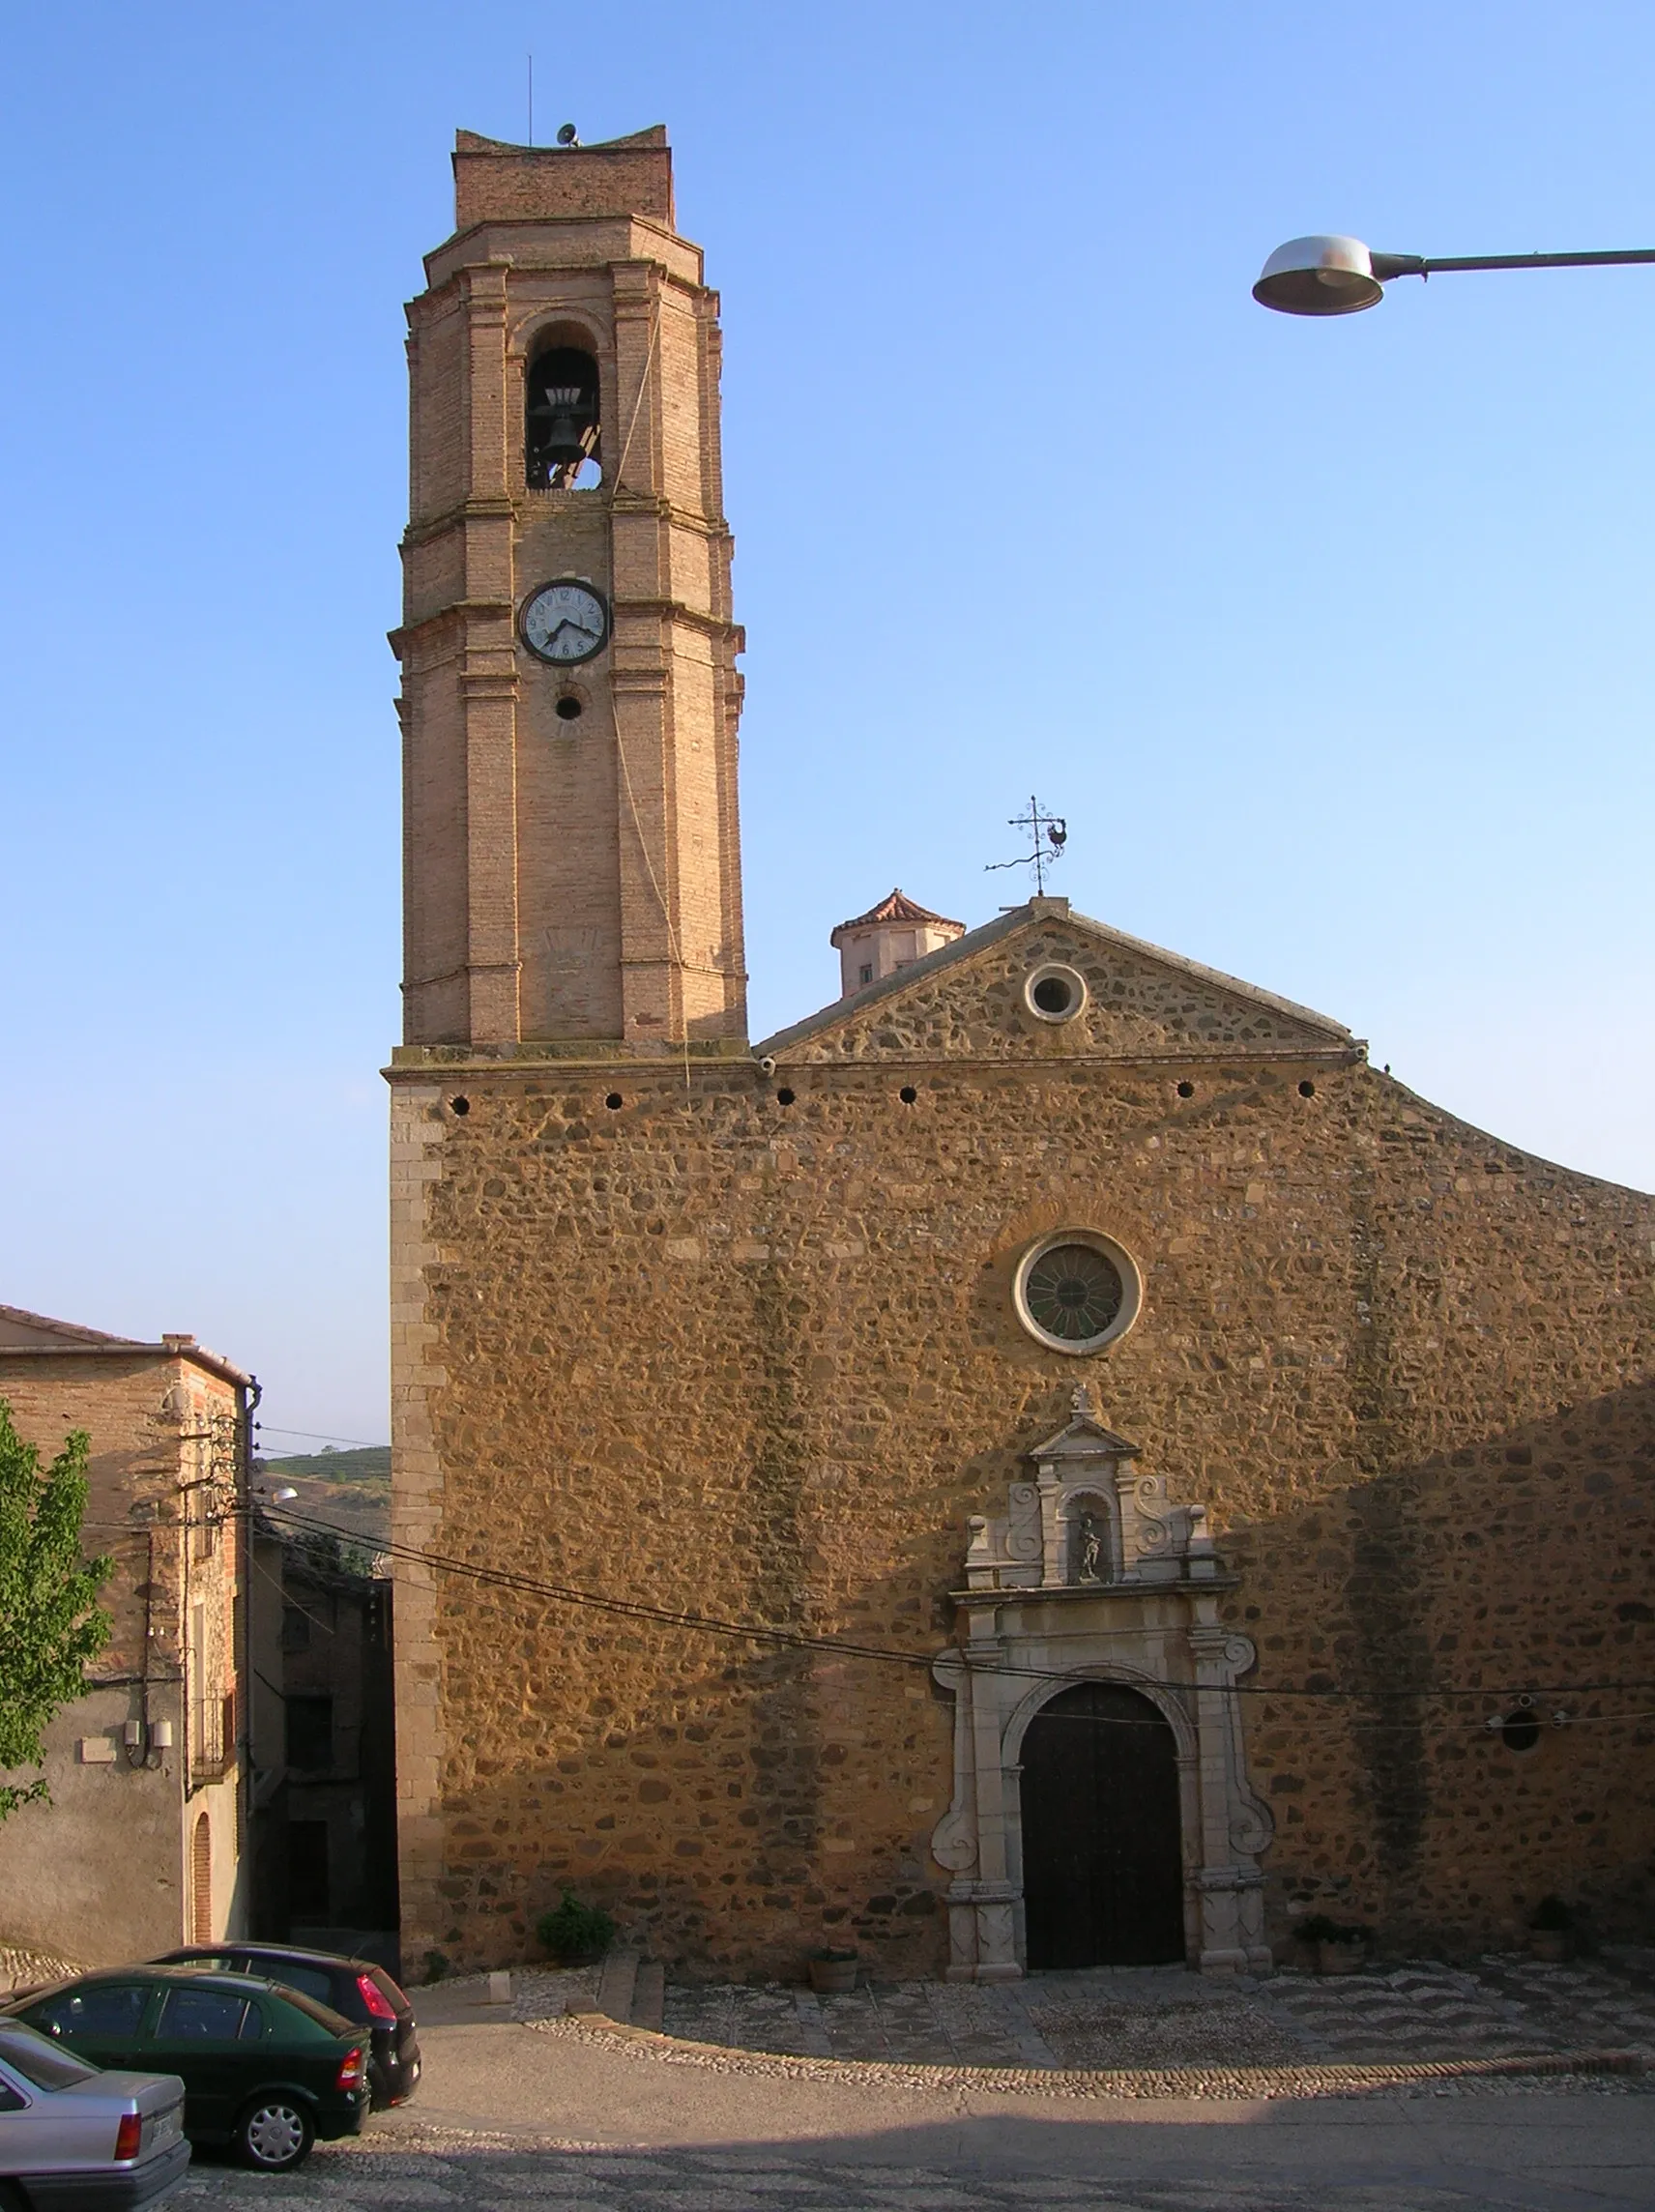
[964,1386,1219,1591]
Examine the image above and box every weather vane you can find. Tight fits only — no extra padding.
[986,795,1068,895]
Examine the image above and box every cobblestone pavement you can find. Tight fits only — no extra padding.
[160,1958,1655,2209]
[161,2113,1655,2212]
[507,1951,1655,2071]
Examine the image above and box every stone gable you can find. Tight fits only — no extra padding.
[761,908,1351,1065]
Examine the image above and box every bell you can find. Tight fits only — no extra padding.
[529,383,597,470]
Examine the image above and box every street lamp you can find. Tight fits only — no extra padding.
[1253,233,1655,316]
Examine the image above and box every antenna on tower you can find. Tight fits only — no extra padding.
[527,53,533,146]
[986,795,1068,896]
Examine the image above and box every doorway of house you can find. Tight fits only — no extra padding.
[1020,1679,1185,1967]
[190,1812,213,1943]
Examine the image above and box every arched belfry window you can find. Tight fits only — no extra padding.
[526,344,600,489]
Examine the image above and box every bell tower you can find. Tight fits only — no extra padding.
[393,127,746,1049]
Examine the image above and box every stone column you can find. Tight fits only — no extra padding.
[1187,1618,1261,1972]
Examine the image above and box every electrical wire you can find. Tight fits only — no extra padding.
[263,1501,1655,1721]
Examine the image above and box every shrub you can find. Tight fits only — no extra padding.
[422,1949,451,1984]
[537,1887,616,1962]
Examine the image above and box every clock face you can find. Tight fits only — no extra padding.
[521,579,609,665]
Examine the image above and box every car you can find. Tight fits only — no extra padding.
[3,1968,368,2173]
[153,1944,421,2109]
[0,2016,189,2209]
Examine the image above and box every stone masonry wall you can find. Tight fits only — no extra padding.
[0,1355,243,1960]
[391,975,1654,1977]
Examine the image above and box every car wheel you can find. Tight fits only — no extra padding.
[234,2093,315,2170]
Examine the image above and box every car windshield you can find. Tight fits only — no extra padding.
[0,2023,101,2088]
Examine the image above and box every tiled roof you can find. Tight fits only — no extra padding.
[0,1303,143,1350]
[830,888,964,942]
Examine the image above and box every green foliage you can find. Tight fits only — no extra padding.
[422,1949,451,1984]
[536,1888,616,1962]
[0,1401,113,1821]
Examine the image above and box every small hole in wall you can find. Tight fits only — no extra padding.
[605,1092,623,1110]
[899,1086,917,1105]
[775,1087,796,1106]
[1501,1711,1542,1753]
[1176,1081,1195,1099]
[450,1096,471,1116]
[555,695,583,722]
[1298,1079,1317,1098]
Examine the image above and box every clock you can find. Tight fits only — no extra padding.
[520,579,610,665]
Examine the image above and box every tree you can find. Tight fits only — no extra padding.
[0,1400,113,1820]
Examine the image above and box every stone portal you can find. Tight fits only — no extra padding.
[930,1388,1274,1979]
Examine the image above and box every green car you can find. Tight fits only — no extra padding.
[4,1966,369,2172]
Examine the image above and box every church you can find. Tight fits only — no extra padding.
[387,127,1655,1981]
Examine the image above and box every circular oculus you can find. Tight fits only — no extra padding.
[1013,1231,1143,1355]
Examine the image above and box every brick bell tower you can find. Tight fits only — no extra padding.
[393,127,746,1049]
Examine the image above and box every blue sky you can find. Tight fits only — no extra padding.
[4,2,1651,1447]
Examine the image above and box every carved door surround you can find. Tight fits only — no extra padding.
[930,1387,1274,1979]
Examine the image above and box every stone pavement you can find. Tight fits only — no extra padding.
[162,1972,1655,2212]
[162,2117,1655,2212]
[497,1950,1655,2072]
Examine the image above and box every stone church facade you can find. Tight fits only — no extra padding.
[389,129,1655,1980]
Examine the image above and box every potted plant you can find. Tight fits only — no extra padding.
[1528,1895,1574,1963]
[1296,1913,1373,1975]
[807,1946,858,1994]
[536,1887,617,1966]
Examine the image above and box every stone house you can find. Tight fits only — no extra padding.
[247,1524,399,1964]
[387,128,1655,1982]
[0,1306,253,1970]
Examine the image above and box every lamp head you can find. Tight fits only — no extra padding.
[1254,235,1384,315]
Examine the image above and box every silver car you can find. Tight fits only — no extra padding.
[0,2017,189,2208]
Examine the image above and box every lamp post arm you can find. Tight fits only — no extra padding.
[1374,247,1655,282]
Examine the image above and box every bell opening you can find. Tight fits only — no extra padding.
[527,345,602,488]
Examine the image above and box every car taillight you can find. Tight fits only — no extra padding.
[335,2046,365,2090]
[114,2112,142,2161]
[356,1971,397,2022]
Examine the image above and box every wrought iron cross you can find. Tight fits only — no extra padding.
[987,795,1068,895]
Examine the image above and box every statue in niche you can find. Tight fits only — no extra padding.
[1074,1509,1108,1586]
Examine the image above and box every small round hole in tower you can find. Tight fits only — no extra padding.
[899,1086,917,1105]
[1298,1079,1317,1098]
[555,695,583,722]
[775,1087,796,1107]
[605,1092,623,1111]
[1176,1081,1195,1099]
[450,1095,471,1116]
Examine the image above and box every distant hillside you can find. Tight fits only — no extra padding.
[256,1445,390,1548]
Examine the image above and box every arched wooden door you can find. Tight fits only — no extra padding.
[1020,1681,1185,1968]
[190,1812,213,1943]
